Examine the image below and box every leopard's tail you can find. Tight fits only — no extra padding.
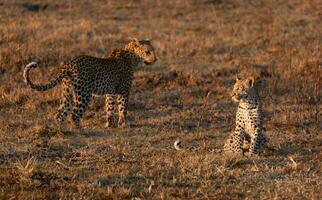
[173,139,223,153]
[23,62,65,91]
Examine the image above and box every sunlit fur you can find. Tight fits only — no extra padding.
[24,38,157,130]
[224,76,266,156]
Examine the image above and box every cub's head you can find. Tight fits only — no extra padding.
[125,38,157,65]
[231,76,256,102]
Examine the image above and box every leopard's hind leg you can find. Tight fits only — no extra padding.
[56,80,73,131]
[224,126,245,155]
[71,90,92,131]
[258,133,266,149]
[249,127,263,156]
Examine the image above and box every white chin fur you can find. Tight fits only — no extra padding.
[232,96,240,102]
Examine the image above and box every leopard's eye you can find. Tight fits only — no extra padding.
[145,51,151,55]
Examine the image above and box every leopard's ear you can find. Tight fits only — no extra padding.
[131,37,139,44]
[246,76,255,87]
[236,75,241,82]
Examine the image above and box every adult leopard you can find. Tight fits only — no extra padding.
[24,38,157,130]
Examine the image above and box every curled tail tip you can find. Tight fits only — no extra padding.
[26,61,38,68]
[174,140,182,151]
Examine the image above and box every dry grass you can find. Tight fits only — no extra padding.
[0,0,321,199]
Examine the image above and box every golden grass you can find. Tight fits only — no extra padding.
[0,0,321,199]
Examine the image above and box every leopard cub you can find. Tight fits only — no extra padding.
[224,76,266,156]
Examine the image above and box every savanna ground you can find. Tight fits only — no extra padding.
[0,0,321,199]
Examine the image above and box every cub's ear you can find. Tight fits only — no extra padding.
[142,38,150,43]
[236,75,241,82]
[131,37,139,44]
[246,76,255,87]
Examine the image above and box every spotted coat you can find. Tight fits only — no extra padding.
[23,38,157,130]
[224,76,266,156]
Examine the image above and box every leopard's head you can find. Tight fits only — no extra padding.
[231,76,256,102]
[125,38,157,65]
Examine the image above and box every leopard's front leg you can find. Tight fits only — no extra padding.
[249,127,262,156]
[105,94,116,128]
[116,92,129,128]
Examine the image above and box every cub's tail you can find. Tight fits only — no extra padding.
[23,62,65,91]
[173,139,222,153]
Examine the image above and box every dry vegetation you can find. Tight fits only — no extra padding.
[0,0,321,199]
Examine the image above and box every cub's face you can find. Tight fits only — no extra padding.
[231,76,255,102]
[129,38,157,65]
